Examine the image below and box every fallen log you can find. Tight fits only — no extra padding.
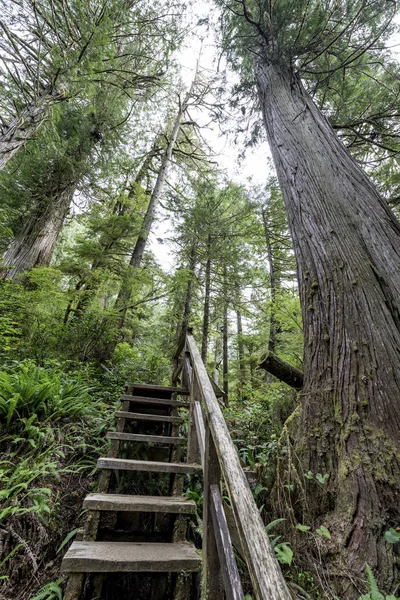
[258,351,304,389]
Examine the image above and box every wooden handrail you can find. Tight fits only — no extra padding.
[183,331,291,600]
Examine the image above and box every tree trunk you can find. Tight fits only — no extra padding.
[115,91,194,330]
[201,235,212,364]
[0,91,58,170]
[258,351,303,390]
[213,333,221,385]
[261,207,278,354]
[236,307,246,396]
[235,284,246,398]
[68,143,161,323]
[222,268,229,404]
[2,185,74,279]
[175,244,197,354]
[256,60,400,596]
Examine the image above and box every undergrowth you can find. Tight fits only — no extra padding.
[0,360,116,600]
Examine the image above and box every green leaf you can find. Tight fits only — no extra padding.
[384,529,400,544]
[296,524,311,532]
[274,543,293,565]
[304,471,314,479]
[57,528,80,553]
[315,473,329,484]
[315,525,331,539]
[253,483,267,497]
[265,518,286,532]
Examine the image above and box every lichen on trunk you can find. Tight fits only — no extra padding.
[256,60,400,596]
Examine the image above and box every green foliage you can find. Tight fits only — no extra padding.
[264,517,293,566]
[315,525,331,540]
[30,578,64,600]
[0,360,113,525]
[384,529,400,544]
[0,452,59,521]
[359,564,400,600]
[0,362,91,428]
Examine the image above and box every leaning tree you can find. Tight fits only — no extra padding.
[216,0,400,596]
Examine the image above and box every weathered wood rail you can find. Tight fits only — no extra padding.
[173,330,291,599]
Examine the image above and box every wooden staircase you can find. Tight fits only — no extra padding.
[61,332,292,600]
[61,383,201,600]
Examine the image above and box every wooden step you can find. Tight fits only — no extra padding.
[120,395,190,408]
[61,541,201,573]
[107,432,187,445]
[125,383,189,396]
[115,411,183,423]
[83,493,196,514]
[97,457,201,475]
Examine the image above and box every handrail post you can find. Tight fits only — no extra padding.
[202,418,224,598]
[187,359,200,465]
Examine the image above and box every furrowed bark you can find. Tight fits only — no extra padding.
[2,185,74,279]
[256,60,400,596]
[258,351,303,389]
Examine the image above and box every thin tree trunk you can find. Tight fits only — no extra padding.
[201,235,212,364]
[0,91,58,170]
[261,207,278,354]
[222,267,229,404]
[175,244,197,351]
[213,334,221,385]
[256,60,400,596]
[236,300,246,398]
[67,142,161,322]
[2,185,74,279]
[115,86,196,330]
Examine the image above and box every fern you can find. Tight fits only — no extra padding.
[30,578,64,600]
[359,564,400,600]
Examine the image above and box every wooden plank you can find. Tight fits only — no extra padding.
[182,353,192,389]
[223,503,245,558]
[209,376,226,401]
[61,541,201,573]
[63,574,85,600]
[83,493,196,514]
[210,485,244,600]
[120,395,189,408]
[187,377,200,466]
[115,411,183,423]
[186,333,291,600]
[106,432,187,445]
[202,424,224,597]
[125,383,189,395]
[193,402,205,468]
[97,457,201,475]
